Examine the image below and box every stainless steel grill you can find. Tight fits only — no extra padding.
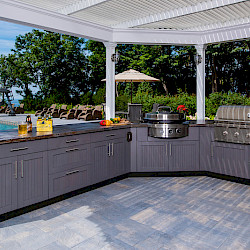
[144,106,189,138]
[214,105,250,144]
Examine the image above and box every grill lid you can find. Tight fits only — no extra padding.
[215,105,250,123]
[144,106,185,122]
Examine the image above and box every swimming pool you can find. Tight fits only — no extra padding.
[0,123,17,130]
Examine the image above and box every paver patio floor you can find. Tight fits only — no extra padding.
[0,176,250,249]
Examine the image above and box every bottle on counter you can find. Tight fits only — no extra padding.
[26,115,32,132]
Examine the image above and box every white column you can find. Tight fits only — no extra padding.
[195,44,207,124]
[104,42,116,120]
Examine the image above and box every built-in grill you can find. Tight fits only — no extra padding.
[144,106,189,138]
[214,105,250,144]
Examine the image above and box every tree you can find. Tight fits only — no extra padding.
[10,30,88,103]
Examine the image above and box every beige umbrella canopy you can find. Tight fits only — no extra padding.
[102,69,160,103]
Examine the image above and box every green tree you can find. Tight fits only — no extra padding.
[10,30,88,103]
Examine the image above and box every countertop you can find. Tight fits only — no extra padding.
[0,121,214,144]
[0,122,146,144]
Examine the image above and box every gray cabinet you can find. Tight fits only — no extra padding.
[212,142,249,179]
[200,127,214,172]
[137,140,199,172]
[47,136,91,198]
[168,141,199,171]
[0,151,48,215]
[90,129,130,185]
[137,142,168,172]
[18,152,48,208]
[0,157,17,215]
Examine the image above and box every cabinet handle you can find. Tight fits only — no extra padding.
[111,143,114,156]
[108,143,111,157]
[11,147,28,152]
[170,144,172,156]
[15,161,18,179]
[66,139,79,143]
[166,144,168,156]
[65,148,79,152]
[211,144,213,157]
[21,160,24,178]
[106,134,115,137]
[66,170,80,175]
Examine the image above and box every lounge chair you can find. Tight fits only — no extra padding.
[77,106,93,120]
[0,105,7,113]
[15,104,24,114]
[5,104,15,114]
[60,109,75,119]
[45,104,58,116]
[92,105,103,120]
[73,105,87,118]
[35,104,57,116]
[58,105,67,115]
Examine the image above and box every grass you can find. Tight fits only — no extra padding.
[24,110,36,114]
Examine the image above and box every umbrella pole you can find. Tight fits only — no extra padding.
[131,81,132,104]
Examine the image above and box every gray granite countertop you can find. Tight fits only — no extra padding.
[0,121,214,144]
[0,122,147,144]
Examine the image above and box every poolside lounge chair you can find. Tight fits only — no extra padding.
[35,104,57,116]
[60,109,75,119]
[58,105,67,115]
[0,105,7,113]
[15,104,24,114]
[45,104,58,116]
[92,105,103,120]
[77,109,93,121]
[5,104,15,114]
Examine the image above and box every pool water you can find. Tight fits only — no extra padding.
[0,123,17,130]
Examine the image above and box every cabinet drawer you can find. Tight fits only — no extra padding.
[48,144,91,174]
[49,166,88,198]
[47,133,90,150]
[0,140,47,158]
[90,129,128,142]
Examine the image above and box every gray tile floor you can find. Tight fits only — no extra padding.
[0,176,250,249]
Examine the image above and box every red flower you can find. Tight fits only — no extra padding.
[177,105,185,111]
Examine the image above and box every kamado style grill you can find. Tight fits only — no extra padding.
[214,105,250,144]
[144,106,189,138]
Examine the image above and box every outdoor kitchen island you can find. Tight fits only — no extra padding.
[0,123,249,217]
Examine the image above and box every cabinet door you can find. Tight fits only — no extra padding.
[168,141,199,171]
[108,139,126,178]
[200,127,214,172]
[0,157,17,215]
[48,144,91,174]
[18,152,48,208]
[137,142,168,172]
[90,141,109,184]
[49,166,88,198]
[212,142,248,178]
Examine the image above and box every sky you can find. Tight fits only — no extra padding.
[0,20,36,99]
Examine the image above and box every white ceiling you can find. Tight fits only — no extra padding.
[1,0,250,45]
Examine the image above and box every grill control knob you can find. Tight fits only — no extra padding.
[234,132,239,137]
[222,131,228,136]
[168,129,174,134]
[176,128,182,134]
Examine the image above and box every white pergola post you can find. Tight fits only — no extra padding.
[195,44,207,124]
[104,42,116,120]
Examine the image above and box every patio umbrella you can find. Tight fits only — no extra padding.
[102,69,160,103]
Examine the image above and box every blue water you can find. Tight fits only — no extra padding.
[0,123,17,130]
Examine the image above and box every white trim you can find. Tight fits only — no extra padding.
[113,28,202,45]
[0,0,113,42]
[58,0,111,15]
[195,44,207,124]
[104,42,117,120]
[112,0,248,28]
